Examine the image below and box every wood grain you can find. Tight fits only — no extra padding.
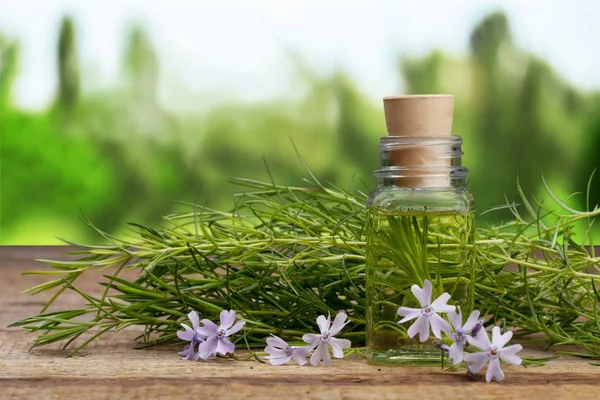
[1,254,599,399]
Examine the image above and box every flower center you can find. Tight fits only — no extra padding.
[423,306,434,315]
[490,348,498,356]
[216,328,226,338]
[455,330,465,342]
[322,332,330,341]
[285,346,294,357]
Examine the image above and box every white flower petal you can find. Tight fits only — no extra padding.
[329,337,351,358]
[486,357,504,383]
[329,312,348,336]
[492,326,513,348]
[310,343,322,366]
[177,323,196,341]
[333,337,351,349]
[302,333,321,349]
[317,314,331,334]
[329,339,344,358]
[219,310,236,330]
[321,342,331,366]
[464,351,489,374]
[419,315,431,342]
[267,355,292,366]
[227,320,245,336]
[310,342,331,366]
[411,280,431,307]
[265,347,287,357]
[467,329,491,351]
[397,307,421,323]
[463,310,481,331]
[196,351,214,360]
[188,310,200,330]
[430,293,454,313]
[197,319,218,337]
[500,353,522,365]
[266,335,288,350]
[448,342,464,365]
[432,313,452,338]
[448,309,462,330]
[407,314,426,339]
[500,344,523,365]
[198,336,219,358]
[491,326,502,344]
[291,347,311,366]
[501,344,523,357]
[216,337,235,355]
[178,343,196,360]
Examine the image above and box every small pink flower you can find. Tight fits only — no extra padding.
[302,312,351,366]
[264,335,311,366]
[465,326,523,383]
[176,310,206,360]
[196,310,245,359]
[447,309,483,365]
[397,280,455,342]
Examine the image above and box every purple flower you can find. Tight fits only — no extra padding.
[264,335,311,366]
[397,279,455,342]
[303,312,351,366]
[434,341,450,353]
[177,310,206,360]
[196,310,245,359]
[465,326,523,383]
[447,309,483,365]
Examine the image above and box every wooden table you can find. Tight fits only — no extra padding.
[1,248,599,399]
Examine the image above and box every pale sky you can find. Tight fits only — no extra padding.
[1,0,599,111]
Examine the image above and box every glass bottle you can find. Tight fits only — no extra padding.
[365,135,475,364]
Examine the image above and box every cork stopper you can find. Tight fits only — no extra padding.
[383,95,454,136]
[382,95,455,187]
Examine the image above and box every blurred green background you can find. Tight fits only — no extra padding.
[1,3,600,244]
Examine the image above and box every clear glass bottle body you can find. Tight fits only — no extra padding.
[366,136,475,365]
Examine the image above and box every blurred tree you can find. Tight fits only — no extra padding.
[331,72,380,184]
[469,12,524,208]
[470,12,510,71]
[57,17,80,116]
[400,12,571,216]
[0,34,19,107]
[513,58,564,194]
[123,26,159,105]
[402,51,444,94]
[2,11,599,243]
[577,95,600,210]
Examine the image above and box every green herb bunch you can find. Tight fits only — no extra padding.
[10,167,600,359]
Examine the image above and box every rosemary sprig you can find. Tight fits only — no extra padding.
[10,171,600,358]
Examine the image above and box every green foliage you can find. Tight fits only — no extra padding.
[10,172,600,358]
[470,12,510,68]
[123,25,159,104]
[402,12,596,215]
[576,96,600,211]
[57,17,79,114]
[0,33,19,105]
[1,11,600,243]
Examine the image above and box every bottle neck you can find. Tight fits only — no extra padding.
[374,136,468,189]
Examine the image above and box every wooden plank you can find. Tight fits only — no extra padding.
[1,260,599,399]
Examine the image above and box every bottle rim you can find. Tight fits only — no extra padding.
[374,165,469,180]
[375,135,467,187]
[379,135,463,154]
